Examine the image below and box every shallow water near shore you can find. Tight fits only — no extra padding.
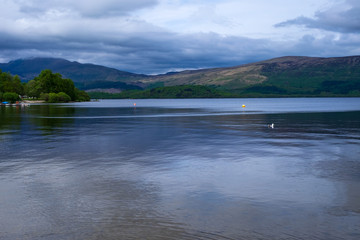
[1,98,360,239]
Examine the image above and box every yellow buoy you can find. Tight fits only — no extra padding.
[242,104,246,108]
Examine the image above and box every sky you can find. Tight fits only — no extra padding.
[0,0,360,74]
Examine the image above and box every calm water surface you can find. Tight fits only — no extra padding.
[1,98,360,239]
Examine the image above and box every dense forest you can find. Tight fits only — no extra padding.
[0,69,90,103]
[88,85,234,99]
[88,82,360,99]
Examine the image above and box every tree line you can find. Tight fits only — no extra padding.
[88,85,234,99]
[0,69,90,103]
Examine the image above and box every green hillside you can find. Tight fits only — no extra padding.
[137,56,360,96]
[255,56,360,96]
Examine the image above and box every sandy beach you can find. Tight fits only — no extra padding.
[22,100,45,103]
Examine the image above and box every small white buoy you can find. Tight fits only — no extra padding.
[268,123,274,128]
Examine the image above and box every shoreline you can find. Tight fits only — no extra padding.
[1,100,44,106]
[22,100,45,103]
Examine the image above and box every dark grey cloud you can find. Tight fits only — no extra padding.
[2,24,357,74]
[0,29,269,73]
[276,0,360,33]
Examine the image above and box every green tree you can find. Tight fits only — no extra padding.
[3,92,20,103]
[75,89,90,101]
[0,72,12,92]
[56,78,75,100]
[45,92,71,103]
[35,69,59,93]
[57,92,71,102]
[40,93,49,102]
[0,71,24,96]
[47,93,59,103]
[25,79,42,98]
[31,70,82,101]
[0,69,90,101]
[13,75,24,95]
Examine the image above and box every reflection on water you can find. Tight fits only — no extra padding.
[1,98,360,240]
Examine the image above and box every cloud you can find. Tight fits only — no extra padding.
[275,0,360,33]
[1,0,360,74]
[3,21,357,74]
[14,0,158,18]
[0,27,274,73]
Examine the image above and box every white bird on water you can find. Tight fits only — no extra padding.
[268,123,274,128]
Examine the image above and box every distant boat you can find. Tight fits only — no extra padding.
[268,123,274,128]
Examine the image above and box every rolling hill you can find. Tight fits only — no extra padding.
[143,56,360,96]
[0,58,146,91]
[1,56,360,96]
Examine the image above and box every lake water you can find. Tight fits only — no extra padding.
[1,98,360,240]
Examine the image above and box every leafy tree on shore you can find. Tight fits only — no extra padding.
[25,79,42,98]
[2,92,20,103]
[46,92,71,103]
[0,70,24,96]
[24,69,89,102]
[1,69,90,102]
[75,88,91,101]
[27,69,76,100]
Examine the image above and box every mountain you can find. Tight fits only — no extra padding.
[1,56,360,96]
[0,58,146,91]
[142,56,360,96]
